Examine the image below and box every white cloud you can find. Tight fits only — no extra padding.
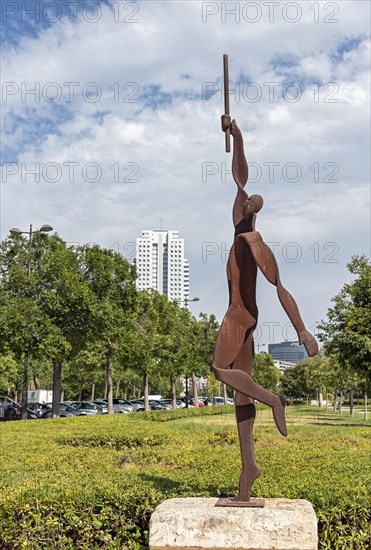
[1,0,370,342]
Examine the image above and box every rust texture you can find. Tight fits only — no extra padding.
[212,54,318,505]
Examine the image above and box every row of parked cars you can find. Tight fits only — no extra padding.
[0,395,234,421]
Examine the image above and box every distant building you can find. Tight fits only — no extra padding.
[273,360,296,374]
[268,341,308,364]
[135,229,189,304]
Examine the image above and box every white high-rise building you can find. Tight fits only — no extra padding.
[135,229,190,304]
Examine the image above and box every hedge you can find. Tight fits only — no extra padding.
[0,407,370,549]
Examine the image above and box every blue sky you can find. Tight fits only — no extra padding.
[1,0,370,347]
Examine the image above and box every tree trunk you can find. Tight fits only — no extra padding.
[52,360,62,418]
[21,350,29,420]
[339,392,343,415]
[318,386,323,408]
[364,393,368,421]
[104,380,108,399]
[124,386,128,400]
[116,379,120,398]
[143,370,149,411]
[60,388,65,402]
[91,382,96,401]
[223,383,228,405]
[185,375,189,408]
[192,373,199,407]
[171,377,177,409]
[106,353,113,414]
[349,385,354,417]
[78,383,83,401]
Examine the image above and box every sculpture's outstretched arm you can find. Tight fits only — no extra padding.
[237,232,319,357]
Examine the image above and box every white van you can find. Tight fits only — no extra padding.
[141,395,162,401]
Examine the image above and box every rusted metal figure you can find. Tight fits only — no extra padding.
[213,55,318,506]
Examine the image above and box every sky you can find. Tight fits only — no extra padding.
[1,0,370,349]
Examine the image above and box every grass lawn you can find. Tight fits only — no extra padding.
[0,406,370,549]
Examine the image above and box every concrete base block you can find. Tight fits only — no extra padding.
[149,497,318,550]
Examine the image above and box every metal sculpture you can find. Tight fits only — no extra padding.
[213,55,318,507]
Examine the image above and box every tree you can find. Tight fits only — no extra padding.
[0,232,92,416]
[124,290,190,409]
[251,352,280,393]
[303,352,340,407]
[280,361,312,403]
[157,303,193,408]
[319,256,371,377]
[319,255,371,415]
[0,294,69,417]
[76,245,137,414]
[0,353,18,395]
[186,313,219,403]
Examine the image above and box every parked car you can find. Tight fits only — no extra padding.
[159,399,186,409]
[66,401,104,416]
[43,402,80,418]
[149,400,168,410]
[158,400,173,410]
[129,399,168,411]
[27,402,52,418]
[212,397,234,406]
[198,397,210,406]
[189,398,205,407]
[129,399,145,412]
[0,396,38,420]
[178,397,195,408]
[93,400,108,414]
[100,398,133,413]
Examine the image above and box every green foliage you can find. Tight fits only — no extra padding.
[319,255,371,382]
[139,404,235,422]
[280,352,338,402]
[58,433,167,449]
[0,353,19,392]
[251,352,280,392]
[207,430,239,446]
[0,411,370,549]
[281,361,312,401]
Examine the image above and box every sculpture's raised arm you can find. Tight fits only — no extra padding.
[222,55,263,230]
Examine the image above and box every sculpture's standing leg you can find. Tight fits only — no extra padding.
[234,331,261,500]
[235,402,261,500]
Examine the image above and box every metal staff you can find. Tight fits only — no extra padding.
[223,53,231,153]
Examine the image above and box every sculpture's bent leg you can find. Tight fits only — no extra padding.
[212,320,287,437]
[237,232,319,357]
[213,363,287,437]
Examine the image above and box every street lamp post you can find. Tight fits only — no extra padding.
[256,343,266,354]
[177,296,200,407]
[180,296,200,309]
[9,224,53,420]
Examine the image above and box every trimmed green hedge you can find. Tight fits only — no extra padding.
[0,408,370,549]
[138,403,235,421]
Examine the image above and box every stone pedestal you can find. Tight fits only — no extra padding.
[149,497,318,550]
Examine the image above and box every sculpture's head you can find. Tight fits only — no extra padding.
[242,194,263,218]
